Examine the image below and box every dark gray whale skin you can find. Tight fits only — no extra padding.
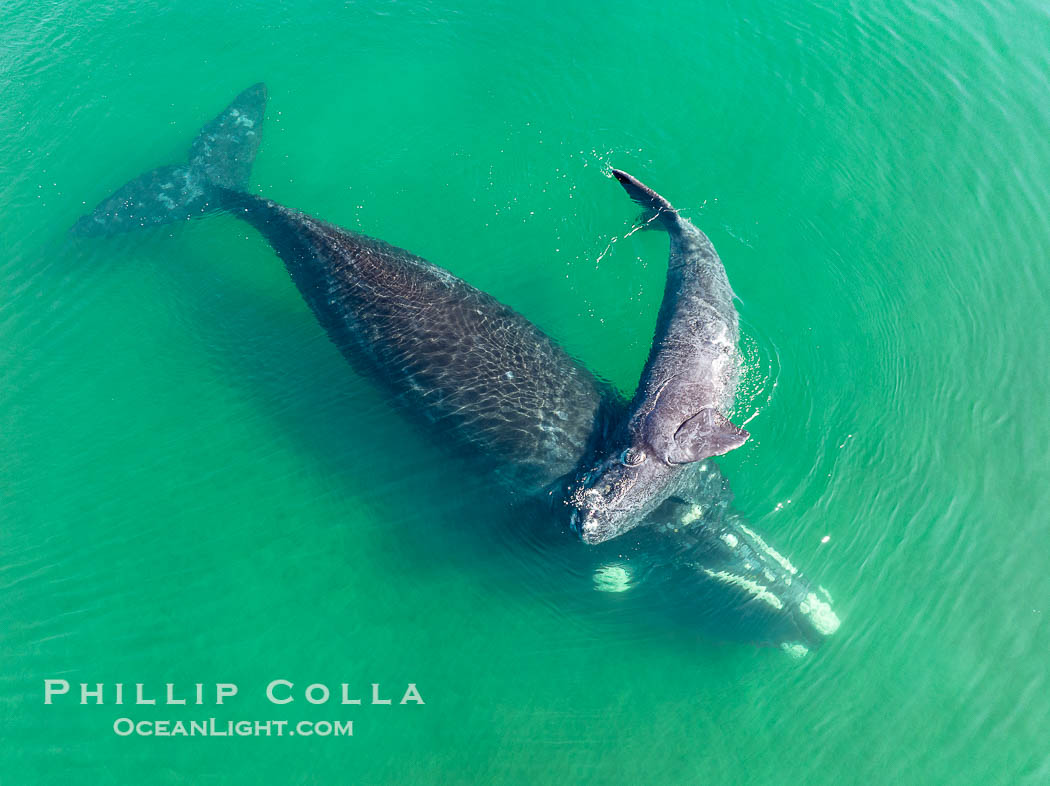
[217,189,617,498]
[73,84,839,652]
[206,194,837,649]
[214,191,836,648]
[568,171,750,545]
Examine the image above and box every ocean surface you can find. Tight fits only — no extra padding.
[3,0,1049,783]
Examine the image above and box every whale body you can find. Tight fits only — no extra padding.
[568,171,749,544]
[218,188,616,496]
[74,84,838,651]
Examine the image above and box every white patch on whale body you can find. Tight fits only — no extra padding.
[680,504,704,526]
[226,108,255,129]
[721,532,739,548]
[702,569,784,610]
[738,523,799,575]
[781,642,810,659]
[799,592,841,636]
[593,564,632,593]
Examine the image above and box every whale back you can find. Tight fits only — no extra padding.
[221,191,612,495]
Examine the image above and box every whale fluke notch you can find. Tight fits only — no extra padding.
[72,83,267,236]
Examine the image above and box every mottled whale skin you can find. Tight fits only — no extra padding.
[213,196,835,647]
[74,85,838,651]
[568,171,749,545]
[220,188,615,495]
[72,84,610,495]
[71,84,266,236]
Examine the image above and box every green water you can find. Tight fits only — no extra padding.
[3,0,1050,783]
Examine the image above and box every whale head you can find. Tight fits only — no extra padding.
[568,443,694,544]
[568,407,749,545]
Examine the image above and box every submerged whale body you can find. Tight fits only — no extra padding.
[75,84,839,652]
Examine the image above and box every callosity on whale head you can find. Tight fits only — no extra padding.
[568,408,748,544]
[568,441,690,545]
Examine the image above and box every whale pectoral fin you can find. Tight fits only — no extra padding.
[633,209,665,231]
[667,410,749,463]
[612,169,679,232]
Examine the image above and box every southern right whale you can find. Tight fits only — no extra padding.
[73,85,610,497]
[74,84,838,651]
[568,171,749,545]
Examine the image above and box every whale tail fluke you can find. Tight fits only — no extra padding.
[610,169,681,233]
[72,83,267,236]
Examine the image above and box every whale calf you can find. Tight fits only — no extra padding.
[75,85,837,651]
[568,171,749,545]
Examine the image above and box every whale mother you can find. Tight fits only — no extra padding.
[74,84,839,651]
[73,85,610,498]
